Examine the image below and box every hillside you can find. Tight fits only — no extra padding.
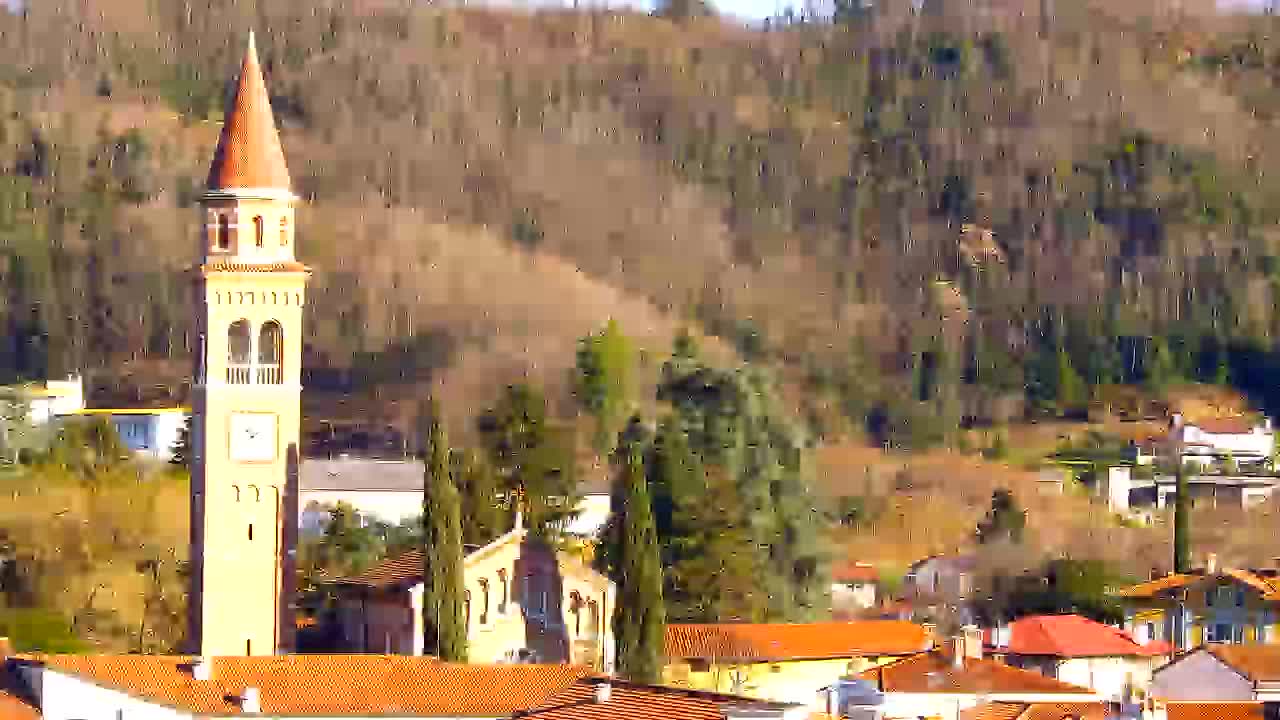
[4,0,1280,442]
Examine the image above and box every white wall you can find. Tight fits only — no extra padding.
[29,668,193,720]
[300,490,423,529]
[1055,656,1155,703]
[1149,650,1256,701]
[833,582,878,610]
[563,493,610,538]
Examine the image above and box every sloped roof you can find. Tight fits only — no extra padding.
[665,621,930,662]
[1204,644,1280,682]
[1187,417,1261,435]
[517,677,796,720]
[206,32,292,192]
[961,701,1107,720]
[19,654,593,717]
[1165,703,1263,720]
[833,562,880,584]
[984,615,1171,657]
[1113,569,1280,602]
[858,651,1095,695]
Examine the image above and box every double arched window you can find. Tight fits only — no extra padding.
[225,319,284,385]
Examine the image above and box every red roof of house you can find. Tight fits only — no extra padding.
[984,615,1171,658]
[858,651,1095,695]
[833,562,880,584]
[666,621,930,662]
[519,678,795,720]
[206,32,292,192]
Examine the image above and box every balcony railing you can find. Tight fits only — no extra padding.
[226,363,282,385]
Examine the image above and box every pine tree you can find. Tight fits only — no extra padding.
[421,401,467,662]
[977,488,1026,545]
[610,417,665,683]
[452,448,509,547]
[573,319,634,456]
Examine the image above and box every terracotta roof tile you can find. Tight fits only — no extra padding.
[1113,572,1205,599]
[333,549,427,590]
[665,622,930,662]
[1113,569,1280,602]
[19,654,593,716]
[858,651,1095,695]
[1205,644,1280,682]
[984,615,1169,657]
[961,702,1107,720]
[833,562,880,584]
[1166,702,1263,720]
[516,678,795,720]
[1187,417,1260,434]
[206,33,292,192]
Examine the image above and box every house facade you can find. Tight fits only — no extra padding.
[1149,645,1280,701]
[833,562,881,614]
[984,614,1170,703]
[1169,415,1274,472]
[1113,563,1280,650]
[329,524,615,671]
[662,621,932,706]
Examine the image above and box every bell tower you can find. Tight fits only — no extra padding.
[188,31,309,657]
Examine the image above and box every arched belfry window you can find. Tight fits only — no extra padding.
[257,321,283,384]
[280,217,289,246]
[217,215,230,251]
[254,216,265,248]
[227,320,252,384]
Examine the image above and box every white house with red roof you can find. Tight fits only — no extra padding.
[983,615,1172,704]
[1168,415,1274,472]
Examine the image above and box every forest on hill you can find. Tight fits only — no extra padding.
[5,0,1280,444]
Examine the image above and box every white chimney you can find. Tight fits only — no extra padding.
[191,657,211,681]
[1206,553,1218,575]
[241,687,261,714]
[594,681,612,704]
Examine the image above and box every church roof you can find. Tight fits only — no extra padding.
[206,32,292,193]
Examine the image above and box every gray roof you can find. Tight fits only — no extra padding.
[299,457,425,492]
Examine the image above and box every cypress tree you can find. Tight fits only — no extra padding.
[611,416,665,683]
[1173,462,1191,573]
[421,401,467,661]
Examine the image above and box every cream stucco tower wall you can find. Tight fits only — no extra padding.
[188,31,310,657]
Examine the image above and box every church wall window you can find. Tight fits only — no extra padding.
[253,216,265,248]
[227,320,252,384]
[257,321,283,384]
[479,578,490,626]
[217,215,230,251]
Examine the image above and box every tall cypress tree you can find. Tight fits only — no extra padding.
[611,416,665,683]
[1173,462,1191,574]
[421,400,467,661]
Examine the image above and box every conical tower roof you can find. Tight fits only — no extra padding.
[206,32,292,193]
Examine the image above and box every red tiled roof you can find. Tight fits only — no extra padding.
[518,678,795,720]
[19,655,593,716]
[1188,417,1259,435]
[333,549,426,590]
[962,702,1107,720]
[1204,644,1280,682]
[833,562,880,584]
[665,622,930,662]
[1165,702,1263,720]
[859,651,1095,695]
[206,33,292,192]
[983,615,1169,657]
[1113,569,1280,601]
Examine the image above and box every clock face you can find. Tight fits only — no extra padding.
[229,412,278,463]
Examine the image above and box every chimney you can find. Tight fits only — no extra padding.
[921,622,937,649]
[962,624,983,660]
[1206,553,1218,575]
[241,687,262,714]
[594,681,612,704]
[191,657,212,681]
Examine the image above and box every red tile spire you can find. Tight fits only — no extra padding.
[206,31,292,192]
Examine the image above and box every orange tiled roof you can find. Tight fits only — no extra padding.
[332,548,427,590]
[1165,702,1263,720]
[983,614,1170,658]
[1188,417,1260,434]
[665,621,929,662]
[859,651,1095,695]
[206,33,292,192]
[518,677,795,720]
[1113,569,1280,601]
[18,654,594,716]
[1204,644,1280,682]
[962,702,1107,720]
[833,561,880,584]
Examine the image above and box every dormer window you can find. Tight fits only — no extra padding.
[254,216,265,247]
[280,217,289,246]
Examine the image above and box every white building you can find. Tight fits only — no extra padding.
[72,408,188,462]
[1169,415,1275,471]
[23,375,86,424]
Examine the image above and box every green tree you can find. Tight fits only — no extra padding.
[609,416,665,683]
[1173,462,1191,573]
[476,384,580,537]
[573,319,635,455]
[452,448,509,547]
[421,401,467,661]
[1145,337,1179,397]
[977,488,1026,545]
[296,503,385,587]
[47,416,130,479]
[1055,347,1088,415]
[0,605,88,653]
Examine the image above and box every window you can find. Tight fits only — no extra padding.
[1207,623,1243,644]
[280,217,289,246]
[257,321,283,384]
[246,639,252,655]
[1237,589,1247,607]
[227,320,252,384]
[253,215,264,247]
[248,523,254,541]
[498,570,508,615]
[479,579,490,625]
[464,590,471,629]
[217,215,230,250]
